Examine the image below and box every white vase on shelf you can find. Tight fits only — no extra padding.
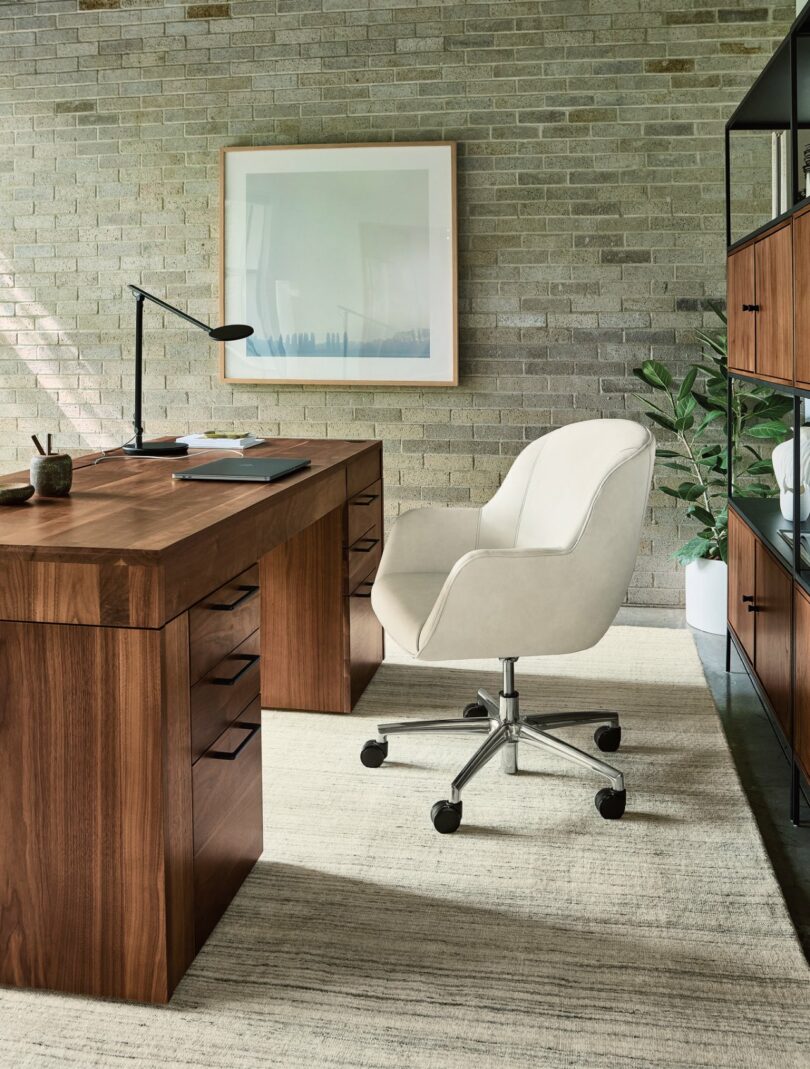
[771,427,810,522]
[685,558,728,635]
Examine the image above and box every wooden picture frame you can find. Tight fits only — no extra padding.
[219,142,458,387]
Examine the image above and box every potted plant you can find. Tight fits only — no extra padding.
[633,305,791,633]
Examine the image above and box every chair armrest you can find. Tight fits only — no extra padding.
[376,506,482,580]
[417,545,619,660]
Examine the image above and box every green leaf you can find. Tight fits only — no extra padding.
[692,390,726,413]
[673,535,714,566]
[747,420,791,440]
[743,459,774,475]
[660,482,706,502]
[675,393,697,421]
[677,366,698,402]
[687,504,716,527]
[655,448,686,458]
[638,360,673,391]
[644,411,677,433]
[660,461,693,473]
[695,409,724,436]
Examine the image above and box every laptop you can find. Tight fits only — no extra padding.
[173,457,311,483]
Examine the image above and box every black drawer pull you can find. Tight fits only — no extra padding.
[352,581,374,598]
[207,722,260,761]
[351,493,379,506]
[351,536,379,553]
[209,653,260,686]
[741,594,754,603]
[207,584,259,612]
[741,303,760,312]
[747,603,760,613]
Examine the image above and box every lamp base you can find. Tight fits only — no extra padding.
[123,440,189,458]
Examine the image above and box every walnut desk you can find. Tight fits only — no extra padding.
[0,437,383,1003]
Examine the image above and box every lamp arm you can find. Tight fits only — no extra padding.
[127,283,211,334]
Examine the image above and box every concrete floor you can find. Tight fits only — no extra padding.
[616,606,810,959]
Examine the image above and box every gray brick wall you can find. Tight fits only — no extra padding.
[0,0,794,606]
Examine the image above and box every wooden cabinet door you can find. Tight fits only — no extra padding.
[754,542,793,737]
[727,244,756,373]
[794,585,810,778]
[793,212,810,385]
[728,509,756,662]
[755,224,793,381]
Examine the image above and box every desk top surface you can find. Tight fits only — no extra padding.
[0,437,378,561]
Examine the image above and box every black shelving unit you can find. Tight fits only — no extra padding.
[724,5,810,825]
[726,1,810,248]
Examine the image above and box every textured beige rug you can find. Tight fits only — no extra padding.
[1,626,808,1068]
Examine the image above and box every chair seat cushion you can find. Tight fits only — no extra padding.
[371,572,448,655]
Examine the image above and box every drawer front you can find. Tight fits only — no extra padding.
[347,448,382,498]
[191,630,261,763]
[193,718,263,948]
[348,581,384,707]
[347,479,382,545]
[189,564,260,686]
[347,520,382,593]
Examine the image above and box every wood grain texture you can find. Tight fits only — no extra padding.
[728,508,756,662]
[261,507,348,712]
[794,584,810,779]
[160,614,195,996]
[755,224,793,382]
[190,629,261,762]
[0,620,184,1002]
[192,721,263,950]
[347,479,382,544]
[349,587,385,707]
[0,439,378,628]
[793,211,810,387]
[727,244,756,374]
[754,541,793,738]
[189,564,260,686]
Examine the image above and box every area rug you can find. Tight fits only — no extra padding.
[1,626,808,1067]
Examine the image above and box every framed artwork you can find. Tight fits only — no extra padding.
[220,142,457,386]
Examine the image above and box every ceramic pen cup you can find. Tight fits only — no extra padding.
[30,453,73,498]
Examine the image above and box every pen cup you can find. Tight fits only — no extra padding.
[30,453,73,498]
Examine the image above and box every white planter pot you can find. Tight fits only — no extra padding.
[684,558,728,635]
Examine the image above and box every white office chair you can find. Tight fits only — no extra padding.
[360,418,655,832]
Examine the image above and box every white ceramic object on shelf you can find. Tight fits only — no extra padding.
[771,427,810,522]
[685,558,728,635]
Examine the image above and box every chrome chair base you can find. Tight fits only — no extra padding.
[360,658,627,833]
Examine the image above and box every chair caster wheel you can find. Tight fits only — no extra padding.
[594,724,621,752]
[431,799,462,833]
[360,739,388,768]
[595,787,626,820]
[463,702,488,719]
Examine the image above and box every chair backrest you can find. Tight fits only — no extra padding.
[478,419,654,554]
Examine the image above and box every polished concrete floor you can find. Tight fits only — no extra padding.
[616,606,810,959]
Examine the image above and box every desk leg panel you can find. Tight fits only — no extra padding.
[261,507,347,713]
[0,618,191,1003]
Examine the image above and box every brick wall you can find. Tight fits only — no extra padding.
[0,0,794,606]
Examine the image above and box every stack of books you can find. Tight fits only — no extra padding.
[177,432,265,450]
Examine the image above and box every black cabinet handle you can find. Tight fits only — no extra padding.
[741,594,754,603]
[747,603,759,613]
[351,537,380,553]
[207,722,260,761]
[741,303,760,312]
[352,581,374,598]
[209,653,260,686]
[351,493,379,506]
[207,584,259,612]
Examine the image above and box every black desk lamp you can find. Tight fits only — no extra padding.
[124,284,254,457]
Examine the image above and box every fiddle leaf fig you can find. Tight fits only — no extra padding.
[634,308,790,566]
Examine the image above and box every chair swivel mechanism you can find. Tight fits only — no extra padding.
[359,419,655,833]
